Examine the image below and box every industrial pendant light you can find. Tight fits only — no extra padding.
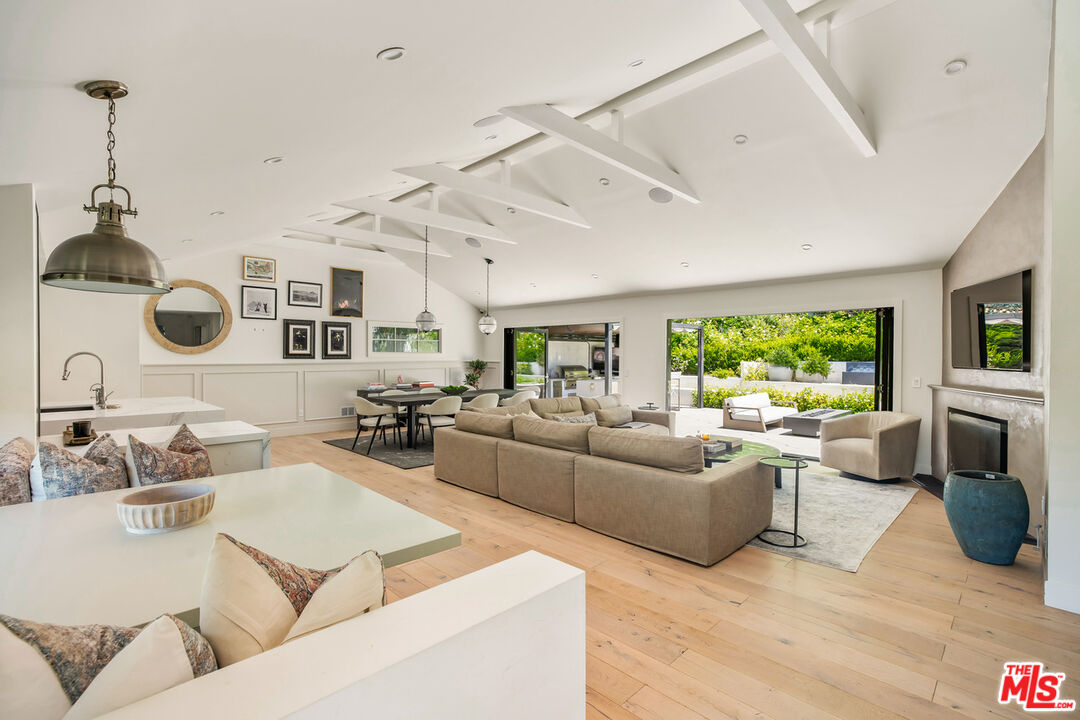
[478,258,497,335]
[415,226,437,331]
[41,81,170,294]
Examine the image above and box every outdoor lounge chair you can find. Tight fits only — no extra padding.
[722,392,798,432]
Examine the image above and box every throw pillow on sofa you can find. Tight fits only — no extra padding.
[455,412,514,439]
[470,400,536,417]
[0,437,33,506]
[552,412,597,425]
[37,434,128,499]
[594,406,634,428]
[511,415,591,454]
[200,533,385,667]
[579,394,622,413]
[127,424,213,486]
[587,426,704,474]
[0,612,216,720]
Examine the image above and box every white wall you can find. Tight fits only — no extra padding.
[1044,0,1080,614]
[484,268,943,474]
[0,184,38,442]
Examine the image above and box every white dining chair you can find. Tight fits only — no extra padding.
[379,389,409,417]
[352,397,402,454]
[499,389,538,407]
[462,393,499,410]
[417,395,462,443]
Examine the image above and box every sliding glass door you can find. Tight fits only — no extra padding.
[503,327,548,395]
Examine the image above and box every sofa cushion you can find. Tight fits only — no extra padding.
[579,394,622,413]
[37,434,128,499]
[433,428,500,496]
[497,442,576,522]
[726,392,772,409]
[200,533,384,667]
[470,400,536,417]
[594,406,633,428]
[0,437,33,506]
[728,406,798,424]
[587,426,704,474]
[0,612,215,720]
[552,412,597,425]
[127,424,214,486]
[454,411,514,439]
[528,396,583,420]
[511,415,591,454]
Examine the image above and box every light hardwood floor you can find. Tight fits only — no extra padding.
[274,432,1078,720]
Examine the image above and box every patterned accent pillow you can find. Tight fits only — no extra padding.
[128,424,213,486]
[552,412,597,425]
[0,613,215,720]
[0,437,33,506]
[200,533,385,666]
[37,434,128,499]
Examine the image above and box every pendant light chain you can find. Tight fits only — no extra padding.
[423,226,429,312]
[106,96,118,196]
[485,259,491,314]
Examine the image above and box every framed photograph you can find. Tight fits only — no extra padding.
[240,285,277,320]
[243,255,276,283]
[287,280,322,307]
[321,321,352,359]
[283,319,316,359]
[330,267,364,318]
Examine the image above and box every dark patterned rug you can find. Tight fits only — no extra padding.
[323,436,434,469]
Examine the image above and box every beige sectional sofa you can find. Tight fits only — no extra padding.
[433,409,773,566]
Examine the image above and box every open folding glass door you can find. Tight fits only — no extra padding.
[502,327,548,396]
[667,321,704,410]
[874,307,895,411]
[604,322,621,395]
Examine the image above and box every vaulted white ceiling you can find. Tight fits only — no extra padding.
[0,0,1051,311]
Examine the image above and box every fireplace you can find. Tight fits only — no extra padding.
[948,408,1008,474]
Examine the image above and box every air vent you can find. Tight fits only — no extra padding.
[341,406,356,417]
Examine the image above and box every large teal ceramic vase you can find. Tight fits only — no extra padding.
[944,470,1029,565]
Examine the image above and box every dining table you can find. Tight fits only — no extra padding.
[359,387,521,449]
[0,463,461,628]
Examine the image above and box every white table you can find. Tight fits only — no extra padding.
[37,421,271,477]
[0,463,460,627]
[39,396,227,436]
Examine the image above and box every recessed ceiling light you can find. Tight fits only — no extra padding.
[591,273,600,279]
[473,114,503,128]
[648,187,673,203]
[801,243,813,251]
[530,282,537,288]
[733,134,748,145]
[209,210,225,216]
[263,156,284,165]
[944,58,967,75]
[506,207,516,214]
[680,261,690,268]
[484,134,498,141]
[181,238,193,243]
[465,237,482,248]
[628,58,645,68]
[376,46,406,61]
[598,177,610,186]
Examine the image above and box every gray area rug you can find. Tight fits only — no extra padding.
[323,436,434,469]
[748,471,917,572]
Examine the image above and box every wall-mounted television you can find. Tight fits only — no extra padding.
[950,269,1031,371]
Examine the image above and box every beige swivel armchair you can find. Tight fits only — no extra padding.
[819,411,921,482]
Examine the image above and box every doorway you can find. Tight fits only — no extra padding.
[668,321,704,410]
[503,323,621,397]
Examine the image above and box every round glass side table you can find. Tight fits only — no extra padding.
[756,456,809,548]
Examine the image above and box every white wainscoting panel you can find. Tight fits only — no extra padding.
[305,368,382,421]
[142,372,196,399]
[202,371,300,425]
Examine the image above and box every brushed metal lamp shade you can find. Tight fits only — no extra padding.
[41,200,170,294]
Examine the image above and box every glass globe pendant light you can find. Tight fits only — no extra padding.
[478,258,497,335]
[415,226,437,331]
[41,81,170,294]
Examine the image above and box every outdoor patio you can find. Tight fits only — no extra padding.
[673,407,822,459]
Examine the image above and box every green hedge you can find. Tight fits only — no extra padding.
[694,384,875,414]
[671,311,876,375]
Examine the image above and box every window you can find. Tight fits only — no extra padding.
[370,325,442,354]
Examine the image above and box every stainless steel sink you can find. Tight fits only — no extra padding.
[40,403,95,413]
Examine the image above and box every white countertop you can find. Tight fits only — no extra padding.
[0,463,461,627]
[38,420,268,455]
[39,396,227,435]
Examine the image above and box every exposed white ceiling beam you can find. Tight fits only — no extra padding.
[739,0,876,157]
[394,164,591,228]
[284,222,451,257]
[332,196,516,244]
[499,104,700,204]
[275,235,400,263]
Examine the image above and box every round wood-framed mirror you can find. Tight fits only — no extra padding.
[144,279,233,354]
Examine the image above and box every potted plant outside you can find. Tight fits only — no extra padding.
[799,350,831,383]
[765,346,799,382]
